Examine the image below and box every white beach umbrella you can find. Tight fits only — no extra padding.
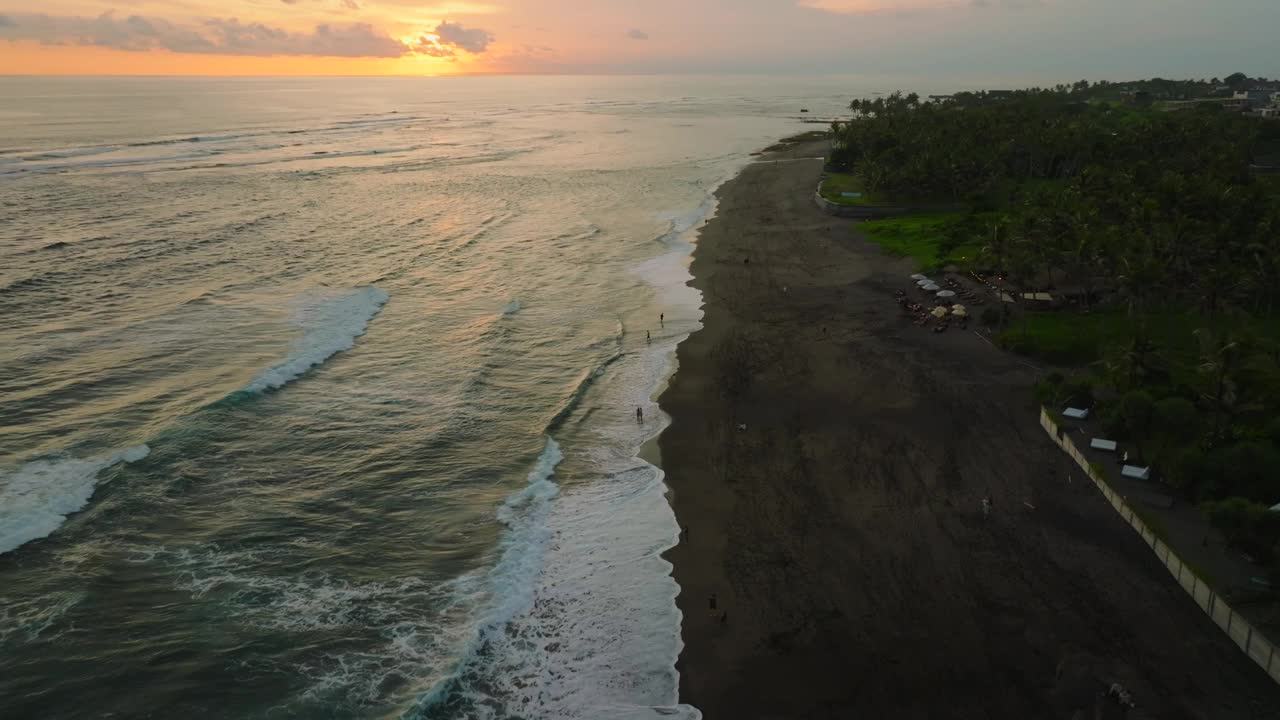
[911,274,928,280]
[923,283,941,292]
[936,290,957,299]
[916,279,933,287]
[951,303,967,312]
[931,306,949,319]
[953,307,968,317]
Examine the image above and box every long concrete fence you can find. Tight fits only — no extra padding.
[1040,407,1280,684]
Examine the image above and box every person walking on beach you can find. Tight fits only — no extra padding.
[636,406,644,423]
[708,593,718,618]
[659,313,664,327]
[646,330,651,343]
[981,496,992,519]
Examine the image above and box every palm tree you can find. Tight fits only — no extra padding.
[1194,328,1243,445]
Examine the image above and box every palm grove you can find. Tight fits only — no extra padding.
[829,79,1280,573]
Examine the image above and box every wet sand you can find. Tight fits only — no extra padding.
[658,140,1280,719]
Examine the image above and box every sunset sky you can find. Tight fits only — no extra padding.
[1,0,1277,78]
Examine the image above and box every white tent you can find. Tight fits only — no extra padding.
[1121,465,1151,481]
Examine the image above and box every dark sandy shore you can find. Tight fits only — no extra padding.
[658,139,1280,720]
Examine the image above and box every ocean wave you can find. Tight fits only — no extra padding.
[409,438,563,719]
[0,445,150,555]
[127,134,240,148]
[0,590,87,645]
[241,286,389,395]
[409,435,700,720]
[126,543,478,711]
[546,354,625,433]
[20,144,119,161]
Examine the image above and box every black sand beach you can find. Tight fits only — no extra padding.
[658,139,1280,719]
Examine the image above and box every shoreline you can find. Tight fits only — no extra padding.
[658,139,1280,718]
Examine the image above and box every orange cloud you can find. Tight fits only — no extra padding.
[0,10,499,74]
[0,40,462,75]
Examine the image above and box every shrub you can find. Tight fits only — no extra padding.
[1119,390,1155,447]
[1063,377,1096,409]
[1202,497,1280,561]
[1152,397,1199,444]
[1035,372,1065,405]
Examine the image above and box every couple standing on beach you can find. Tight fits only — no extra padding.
[635,314,666,424]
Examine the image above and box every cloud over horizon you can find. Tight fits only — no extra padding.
[0,11,495,59]
[433,20,493,53]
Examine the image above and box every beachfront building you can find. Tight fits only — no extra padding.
[1232,90,1271,109]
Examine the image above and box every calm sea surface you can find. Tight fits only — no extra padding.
[0,75,852,719]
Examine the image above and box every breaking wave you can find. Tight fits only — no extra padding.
[408,437,564,719]
[0,445,150,555]
[242,287,389,395]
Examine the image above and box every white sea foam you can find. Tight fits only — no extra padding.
[0,445,150,555]
[243,286,389,394]
[128,543,480,710]
[409,438,574,718]
[0,590,87,645]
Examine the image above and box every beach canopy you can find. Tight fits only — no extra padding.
[911,274,928,280]
[936,290,957,298]
[1121,465,1151,481]
[923,283,941,292]
[1090,438,1118,452]
[916,279,933,287]
[952,304,966,312]
[952,307,968,317]
[1063,407,1089,420]
[931,306,948,318]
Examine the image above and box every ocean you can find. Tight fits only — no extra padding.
[0,75,850,719]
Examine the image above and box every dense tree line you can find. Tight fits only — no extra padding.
[832,84,1280,572]
[831,87,1280,318]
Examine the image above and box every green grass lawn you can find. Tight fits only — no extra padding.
[997,308,1280,368]
[818,172,886,206]
[997,311,1134,364]
[858,213,979,271]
